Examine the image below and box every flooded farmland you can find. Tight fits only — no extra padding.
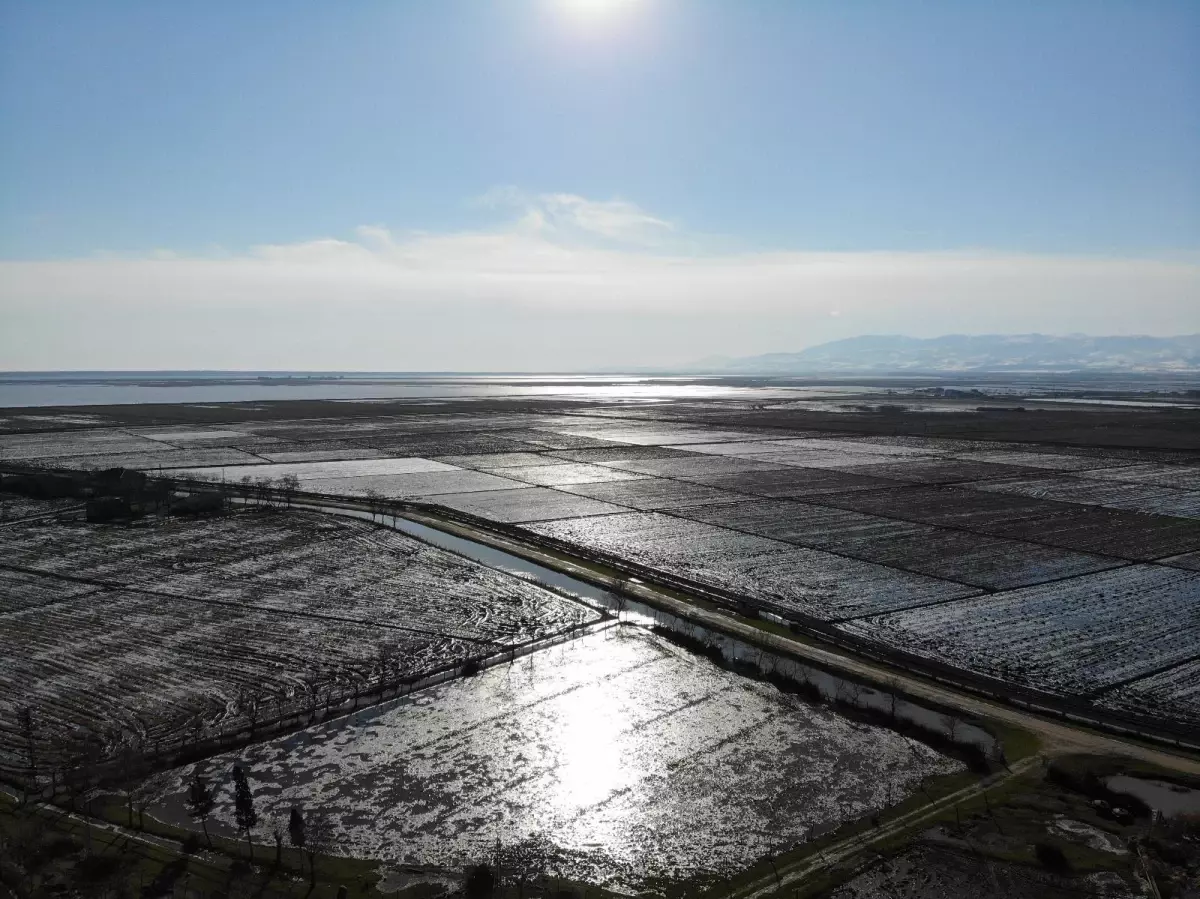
[151,629,960,892]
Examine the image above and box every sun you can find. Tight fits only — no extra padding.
[557,0,641,27]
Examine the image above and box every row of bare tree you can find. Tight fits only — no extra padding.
[186,765,332,884]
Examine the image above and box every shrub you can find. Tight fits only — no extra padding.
[464,864,494,898]
[74,854,122,882]
[1034,842,1070,873]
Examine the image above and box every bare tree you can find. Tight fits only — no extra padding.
[254,477,275,508]
[303,673,320,724]
[17,706,37,804]
[363,488,384,522]
[305,814,334,886]
[236,687,262,737]
[885,677,901,723]
[232,764,259,859]
[270,816,285,868]
[939,711,961,744]
[131,770,170,831]
[374,645,396,691]
[278,474,300,508]
[59,728,104,816]
[288,806,307,875]
[239,475,256,506]
[187,775,216,848]
[117,731,146,827]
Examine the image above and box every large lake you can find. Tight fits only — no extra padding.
[0,373,855,408]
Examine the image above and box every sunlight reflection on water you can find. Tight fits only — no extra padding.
[151,629,960,892]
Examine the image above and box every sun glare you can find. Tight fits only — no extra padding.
[558,0,641,27]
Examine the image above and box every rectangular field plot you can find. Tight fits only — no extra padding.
[1,511,593,639]
[835,459,1046,485]
[0,493,81,521]
[257,446,388,463]
[968,475,1200,520]
[0,430,168,461]
[149,630,958,893]
[553,426,769,446]
[0,510,597,771]
[764,438,938,458]
[170,524,590,639]
[1161,551,1200,571]
[298,470,526,499]
[558,478,748,510]
[0,413,108,432]
[57,447,266,471]
[685,467,900,498]
[1082,462,1200,491]
[2,515,335,586]
[163,457,457,482]
[676,501,1119,590]
[435,452,564,469]
[548,445,707,463]
[130,428,268,446]
[0,569,101,614]
[424,486,629,523]
[660,440,835,457]
[1100,659,1200,727]
[680,500,928,545]
[821,486,1200,560]
[526,512,978,619]
[486,428,630,450]
[489,462,648,487]
[598,456,790,479]
[950,450,1134,472]
[713,449,908,470]
[0,590,481,771]
[840,566,1200,699]
[357,433,544,456]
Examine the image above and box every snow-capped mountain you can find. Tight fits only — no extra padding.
[702,334,1200,374]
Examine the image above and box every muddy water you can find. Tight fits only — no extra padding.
[1105,775,1200,818]
[151,629,962,893]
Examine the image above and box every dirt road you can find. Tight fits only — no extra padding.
[314,499,1200,777]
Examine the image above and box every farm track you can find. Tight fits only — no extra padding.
[726,754,1044,899]
[0,504,86,527]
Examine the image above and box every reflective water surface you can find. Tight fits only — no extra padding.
[0,374,811,408]
[151,629,959,892]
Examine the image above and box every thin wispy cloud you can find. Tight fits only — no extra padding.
[2,192,1197,370]
[479,187,676,248]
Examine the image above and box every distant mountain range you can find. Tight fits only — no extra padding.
[695,334,1200,374]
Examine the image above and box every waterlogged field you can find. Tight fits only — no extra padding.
[0,493,81,521]
[968,474,1200,519]
[820,485,1200,559]
[0,510,597,773]
[425,486,629,523]
[840,567,1200,711]
[151,630,961,892]
[3,402,1198,732]
[526,512,979,619]
[676,500,1119,590]
[1100,658,1200,727]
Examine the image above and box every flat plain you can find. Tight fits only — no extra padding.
[4,393,1200,756]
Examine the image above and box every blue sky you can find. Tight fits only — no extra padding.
[1,1,1198,369]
